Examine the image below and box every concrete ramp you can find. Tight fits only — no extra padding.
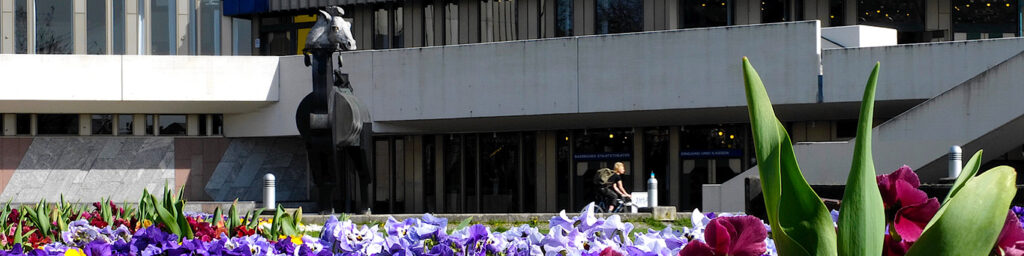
[706,49,1024,212]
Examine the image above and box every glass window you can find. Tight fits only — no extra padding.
[151,0,176,55]
[679,124,749,210]
[682,0,729,28]
[953,0,1019,39]
[596,0,643,34]
[187,0,196,55]
[145,114,154,135]
[522,132,536,212]
[423,136,436,212]
[444,1,459,45]
[464,134,478,212]
[556,0,573,37]
[393,6,404,48]
[424,3,435,46]
[91,115,113,135]
[829,0,845,26]
[479,133,521,213]
[87,0,107,54]
[555,131,570,210]
[198,114,208,136]
[158,114,186,135]
[373,138,393,213]
[857,0,925,43]
[15,114,30,135]
[118,114,133,135]
[480,0,517,42]
[36,0,74,54]
[137,0,145,54]
[37,114,78,135]
[211,114,223,135]
[15,0,27,53]
[373,7,390,49]
[113,0,126,54]
[232,18,251,55]
[643,128,670,207]
[761,0,790,23]
[200,0,222,55]
[443,135,463,212]
[571,129,633,210]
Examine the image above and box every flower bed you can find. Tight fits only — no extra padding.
[0,166,1021,256]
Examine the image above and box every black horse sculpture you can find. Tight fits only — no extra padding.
[295,6,372,214]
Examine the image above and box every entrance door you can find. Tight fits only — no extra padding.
[680,157,743,210]
[570,129,634,210]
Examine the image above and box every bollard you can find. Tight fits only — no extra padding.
[264,173,276,210]
[949,146,962,179]
[648,173,658,208]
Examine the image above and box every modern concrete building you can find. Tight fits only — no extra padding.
[0,0,1021,214]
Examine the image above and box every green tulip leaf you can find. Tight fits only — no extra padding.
[906,166,1017,256]
[152,194,182,237]
[742,57,837,256]
[837,63,885,256]
[943,150,983,206]
[175,200,194,240]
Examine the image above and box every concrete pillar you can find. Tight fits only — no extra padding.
[668,126,681,207]
[186,114,199,136]
[405,1,418,47]
[845,0,856,27]
[666,0,679,29]
[1,0,13,53]
[26,0,33,53]
[220,15,231,55]
[29,114,36,136]
[125,0,138,55]
[111,114,119,135]
[144,0,151,55]
[79,114,91,136]
[106,0,112,54]
[643,0,654,31]
[403,135,419,212]
[535,132,549,212]
[152,115,160,135]
[2,114,14,136]
[540,0,552,38]
[74,0,86,54]
[204,114,213,136]
[132,114,145,135]
[933,0,952,41]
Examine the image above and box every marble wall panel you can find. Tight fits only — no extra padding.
[204,137,309,202]
[0,137,174,203]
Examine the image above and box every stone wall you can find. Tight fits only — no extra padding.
[0,137,175,203]
[0,136,310,204]
[204,138,310,202]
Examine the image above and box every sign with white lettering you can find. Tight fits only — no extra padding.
[574,152,632,161]
[680,149,743,159]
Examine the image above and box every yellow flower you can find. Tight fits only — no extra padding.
[291,236,303,245]
[141,220,153,228]
[64,248,85,256]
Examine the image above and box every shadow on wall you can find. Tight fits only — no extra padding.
[204,137,310,202]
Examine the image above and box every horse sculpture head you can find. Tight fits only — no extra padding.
[306,6,356,52]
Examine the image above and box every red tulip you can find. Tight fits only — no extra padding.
[677,216,767,256]
[876,165,939,242]
[994,211,1024,256]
